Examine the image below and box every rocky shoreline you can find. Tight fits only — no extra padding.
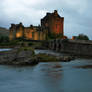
[0,47,75,66]
[0,47,38,66]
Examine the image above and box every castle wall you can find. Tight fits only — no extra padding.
[42,32,46,40]
[9,24,16,40]
[9,24,46,41]
[33,31,39,40]
[39,32,43,40]
[50,17,64,35]
[16,26,24,38]
[9,29,14,40]
[24,28,34,40]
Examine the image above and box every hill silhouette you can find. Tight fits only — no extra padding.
[0,27,9,36]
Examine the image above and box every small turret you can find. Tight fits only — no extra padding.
[54,10,58,15]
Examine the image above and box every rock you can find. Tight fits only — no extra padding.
[0,47,39,66]
[62,56,75,62]
[13,57,39,66]
[0,47,75,65]
[75,65,92,69]
[35,53,75,62]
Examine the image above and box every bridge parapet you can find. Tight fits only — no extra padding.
[47,39,92,56]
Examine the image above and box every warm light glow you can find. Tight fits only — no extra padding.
[16,33,21,38]
[34,32,39,40]
[28,34,32,39]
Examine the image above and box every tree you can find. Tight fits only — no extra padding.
[76,34,89,40]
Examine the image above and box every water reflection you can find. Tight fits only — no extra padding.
[39,63,62,78]
[37,62,64,92]
[0,59,92,92]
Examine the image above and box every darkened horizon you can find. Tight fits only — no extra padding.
[0,0,92,39]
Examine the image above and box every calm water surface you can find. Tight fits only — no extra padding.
[0,49,92,92]
[0,49,11,52]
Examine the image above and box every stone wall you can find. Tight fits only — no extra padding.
[9,23,46,41]
[47,39,92,56]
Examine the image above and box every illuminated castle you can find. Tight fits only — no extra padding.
[41,10,64,36]
[9,23,46,41]
[9,10,64,40]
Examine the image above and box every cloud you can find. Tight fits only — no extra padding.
[0,0,92,39]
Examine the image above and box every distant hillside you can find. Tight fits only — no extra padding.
[0,27,9,37]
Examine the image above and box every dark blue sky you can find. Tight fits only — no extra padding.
[0,0,92,39]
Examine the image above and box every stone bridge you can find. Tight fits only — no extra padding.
[46,39,92,56]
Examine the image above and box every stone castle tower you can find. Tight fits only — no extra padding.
[9,10,64,40]
[41,10,64,37]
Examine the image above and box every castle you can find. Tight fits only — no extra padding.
[41,10,64,36]
[9,10,64,40]
[9,23,46,41]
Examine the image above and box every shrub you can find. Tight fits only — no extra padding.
[76,34,89,40]
[0,35,9,43]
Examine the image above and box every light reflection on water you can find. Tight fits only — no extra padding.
[0,59,92,92]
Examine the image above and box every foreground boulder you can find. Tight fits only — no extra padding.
[0,47,39,66]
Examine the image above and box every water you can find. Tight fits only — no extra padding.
[0,49,92,92]
[0,59,92,92]
[35,49,68,56]
[35,49,62,56]
[0,48,11,52]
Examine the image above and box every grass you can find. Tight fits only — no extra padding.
[17,47,35,55]
[29,42,43,48]
[35,53,60,62]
